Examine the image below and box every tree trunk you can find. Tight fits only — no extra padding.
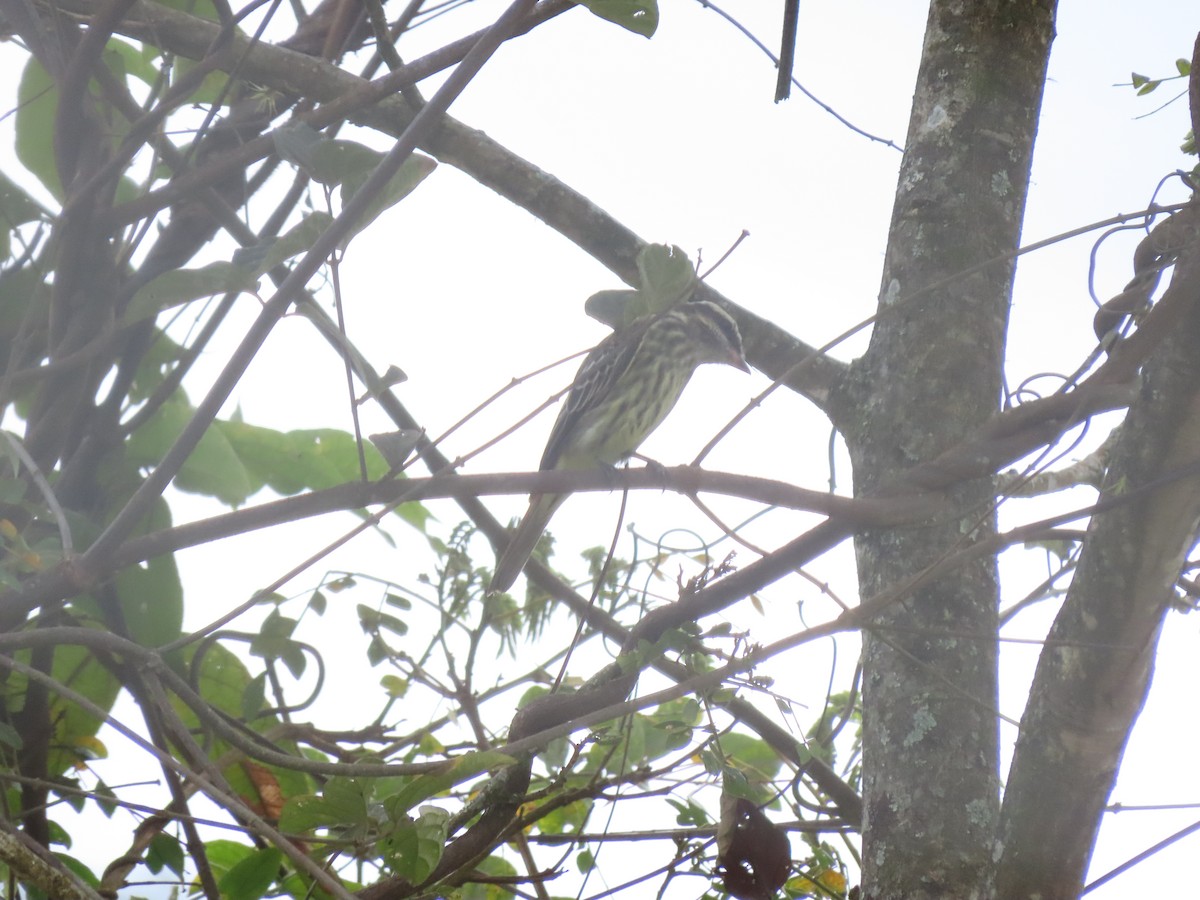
[833,2,1057,896]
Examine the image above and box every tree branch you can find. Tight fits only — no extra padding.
[39,0,849,410]
[996,207,1200,898]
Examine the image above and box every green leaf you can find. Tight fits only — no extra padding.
[379,365,408,388]
[211,420,297,494]
[721,733,783,783]
[381,674,408,698]
[14,52,140,202]
[1024,536,1077,564]
[16,57,63,199]
[125,260,260,324]
[128,330,185,403]
[308,589,327,615]
[242,211,336,272]
[382,750,513,819]
[242,672,267,719]
[250,609,298,660]
[1176,58,1191,76]
[231,423,427,525]
[104,38,163,90]
[51,853,98,888]
[377,611,408,637]
[585,289,646,328]
[47,645,120,775]
[113,553,184,647]
[0,721,22,750]
[308,139,387,186]
[578,0,659,37]
[280,777,372,833]
[217,422,374,493]
[174,644,313,807]
[218,847,282,900]
[69,735,106,762]
[639,698,701,761]
[668,797,710,827]
[586,245,697,328]
[203,840,254,877]
[274,127,438,241]
[55,778,84,814]
[47,819,73,849]
[186,642,254,719]
[358,604,408,638]
[636,243,696,311]
[0,172,45,226]
[721,765,761,803]
[366,633,389,666]
[386,806,449,884]
[535,797,593,837]
[339,152,437,244]
[146,833,185,877]
[272,122,324,171]
[93,780,119,817]
[173,57,232,106]
[0,640,117,778]
[280,642,307,679]
[368,429,421,469]
[267,428,377,489]
[127,397,254,505]
[537,733,569,771]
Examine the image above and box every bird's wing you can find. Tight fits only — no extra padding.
[539,319,648,470]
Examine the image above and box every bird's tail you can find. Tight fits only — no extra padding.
[488,493,565,594]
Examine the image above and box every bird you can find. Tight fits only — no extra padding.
[488,299,750,594]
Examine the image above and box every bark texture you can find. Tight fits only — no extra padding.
[996,217,1200,898]
[833,2,1057,896]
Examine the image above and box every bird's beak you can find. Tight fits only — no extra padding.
[731,351,751,373]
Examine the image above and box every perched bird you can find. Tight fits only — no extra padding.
[488,300,750,594]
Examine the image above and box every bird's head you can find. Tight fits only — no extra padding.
[675,300,751,373]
